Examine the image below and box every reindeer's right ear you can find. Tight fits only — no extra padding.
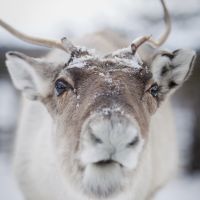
[6,51,56,100]
[150,49,196,98]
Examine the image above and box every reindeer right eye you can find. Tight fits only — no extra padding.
[55,79,73,96]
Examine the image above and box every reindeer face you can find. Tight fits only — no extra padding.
[50,49,153,198]
[5,43,195,198]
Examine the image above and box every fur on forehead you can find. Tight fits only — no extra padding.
[58,45,153,86]
[65,45,146,72]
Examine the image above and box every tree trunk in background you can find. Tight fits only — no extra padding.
[189,52,200,172]
[189,52,200,173]
[174,51,200,173]
[190,112,200,172]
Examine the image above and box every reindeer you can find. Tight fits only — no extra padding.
[0,0,196,199]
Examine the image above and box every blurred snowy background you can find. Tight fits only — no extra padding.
[0,0,200,199]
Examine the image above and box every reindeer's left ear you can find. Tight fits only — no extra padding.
[151,49,196,96]
[6,51,59,100]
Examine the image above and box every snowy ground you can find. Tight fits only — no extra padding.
[0,155,24,200]
[154,173,200,200]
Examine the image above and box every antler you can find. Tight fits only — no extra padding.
[0,0,170,54]
[131,0,171,52]
[149,0,171,46]
[0,19,75,53]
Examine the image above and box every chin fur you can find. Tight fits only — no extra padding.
[82,163,126,198]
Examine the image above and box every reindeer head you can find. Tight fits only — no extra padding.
[1,0,196,198]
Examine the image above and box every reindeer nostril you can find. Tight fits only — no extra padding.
[90,133,103,144]
[127,136,139,147]
[95,159,113,165]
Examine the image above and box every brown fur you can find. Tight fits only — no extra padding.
[42,57,159,165]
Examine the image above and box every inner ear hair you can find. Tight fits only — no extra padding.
[160,51,175,60]
[183,54,196,81]
[160,65,170,77]
[168,80,178,89]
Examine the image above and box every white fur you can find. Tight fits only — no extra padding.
[6,55,40,99]
[152,49,196,86]
[79,113,145,198]
[12,97,177,200]
[80,113,143,169]
[6,53,52,99]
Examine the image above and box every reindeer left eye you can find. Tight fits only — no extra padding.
[55,79,73,96]
[149,83,159,97]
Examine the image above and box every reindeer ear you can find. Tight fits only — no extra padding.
[6,51,56,100]
[151,49,196,97]
[137,43,158,65]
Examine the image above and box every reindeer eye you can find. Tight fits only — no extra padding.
[55,79,73,96]
[149,83,159,97]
